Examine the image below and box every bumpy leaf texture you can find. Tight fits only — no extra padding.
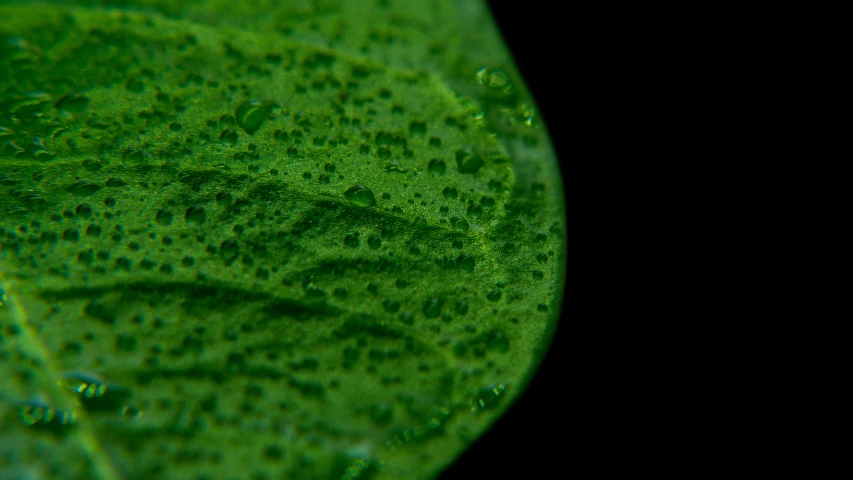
[0,1,566,479]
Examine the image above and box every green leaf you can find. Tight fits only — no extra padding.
[0,2,566,479]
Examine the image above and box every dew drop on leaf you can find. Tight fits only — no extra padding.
[56,93,90,113]
[235,100,277,134]
[343,185,376,207]
[456,150,484,174]
[220,129,238,146]
[155,209,173,226]
[428,159,446,175]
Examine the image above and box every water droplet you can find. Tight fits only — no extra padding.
[235,100,278,134]
[216,191,233,205]
[409,121,426,135]
[56,93,90,113]
[487,331,510,353]
[455,254,475,272]
[105,177,126,187]
[4,35,38,66]
[442,187,458,199]
[367,236,382,249]
[75,204,92,218]
[489,151,510,164]
[375,132,393,146]
[263,444,284,460]
[476,67,513,97]
[456,150,484,174]
[60,372,132,412]
[343,185,376,207]
[450,217,469,231]
[383,162,407,173]
[10,92,52,119]
[475,67,489,84]
[455,301,469,315]
[185,206,206,225]
[423,298,443,318]
[305,283,327,298]
[220,129,238,146]
[399,311,414,325]
[344,233,360,248]
[67,181,101,196]
[123,148,145,163]
[486,289,502,301]
[382,299,401,313]
[21,193,44,206]
[487,69,510,89]
[369,404,394,426]
[428,159,446,175]
[16,399,78,432]
[273,129,289,142]
[119,74,144,92]
[220,240,239,261]
[62,228,79,242]
[28,137,52,158]
[474,384,506,411]
[155,210,173,226]
[4,140,24,156]
[82,158,103,172]
[343,346,359,369]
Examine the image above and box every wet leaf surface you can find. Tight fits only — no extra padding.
[0,2,565,479]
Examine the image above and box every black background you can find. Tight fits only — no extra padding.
[440,3,574,478]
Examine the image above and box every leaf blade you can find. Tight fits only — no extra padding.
[0,2,565,479]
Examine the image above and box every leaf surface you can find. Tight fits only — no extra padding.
[0,2,566,479]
